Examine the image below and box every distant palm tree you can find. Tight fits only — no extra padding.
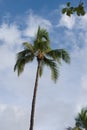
[75,108,87,130]
[14,26,70,130]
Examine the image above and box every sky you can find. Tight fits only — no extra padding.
[0,0,87,130]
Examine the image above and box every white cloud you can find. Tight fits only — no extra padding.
[58,13,87,31]
[0,10,87,130]
[0,102,75,130]
[24,12,52,37]
[58,14,75,29]
[0,43,16,71]
[0,23,22,46]
[35,101,75,130]
[81,75,87,91]
[0,104,28,130]
[76,14,87,30]
[0,22,24,72]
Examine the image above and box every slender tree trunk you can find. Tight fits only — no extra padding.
[29,60,41,130]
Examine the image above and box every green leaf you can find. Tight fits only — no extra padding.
[14,49,34,76]
[39,61,44,77]
[44,57,59,82]
[81,10,85,16]
[62,1,86,17]
[61,49,70,63]
[67,2,71,7]
[23,42,34,53]
[62,8,67,14]
[66,11,71,16]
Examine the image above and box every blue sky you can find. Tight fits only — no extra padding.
[0,0,70,16]
[0,0,87,130]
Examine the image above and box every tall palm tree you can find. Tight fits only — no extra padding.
[14,26,70,130]
[75,108,87,130]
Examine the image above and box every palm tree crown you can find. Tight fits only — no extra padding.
[14,26,70,82]
[75,108,87,130]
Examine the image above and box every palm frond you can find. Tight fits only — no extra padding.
[34,26,50,52]
[75,108,87,129]
[23,42,34,53]
[36,26,50,42]
[46,49,70,64]
[46,49,62,64]
[61,49,70,63]
[14,59,26,76]
[14,50,34,76]
[17,49,31,59]
[39,60,44,77]
[44,57,58,82]
[34,41,50,52]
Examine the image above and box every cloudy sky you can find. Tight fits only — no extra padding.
[0,0,87,130]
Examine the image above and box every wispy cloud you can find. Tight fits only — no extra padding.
[0,23,22,45]
[58,14,75,29]
[0,104,28,130]
[23,11,52,38]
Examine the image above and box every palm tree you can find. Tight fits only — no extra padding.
[14,26,70,130]
[75,108,87,130]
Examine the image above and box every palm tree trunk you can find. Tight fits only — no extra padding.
[29,60,41,130]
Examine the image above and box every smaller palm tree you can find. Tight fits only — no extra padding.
[75,108,87,130]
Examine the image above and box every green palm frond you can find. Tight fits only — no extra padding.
[34,26,50,52]
[34,41,50,52]
[75,108,87,129]
[46,49,62,63]
[16,49,31,59]
[61,49,70,63]
[46,49,70,64]
[14,58,26,76]
[14,50,34,76]
[23,42,34,53]
[36,26,50,42]
[44,57,58,82]
[39,60,44,77]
